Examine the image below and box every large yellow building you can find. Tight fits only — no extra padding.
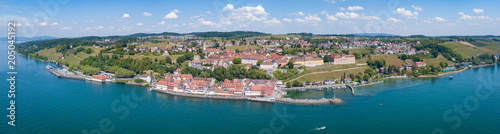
[292,56,324,67]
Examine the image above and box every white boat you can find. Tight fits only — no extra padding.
[320,126,326,130]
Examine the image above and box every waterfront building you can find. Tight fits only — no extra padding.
[138,74,155,83]
[90,75,107,82]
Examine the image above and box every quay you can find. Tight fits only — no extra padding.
[152,87,343,105]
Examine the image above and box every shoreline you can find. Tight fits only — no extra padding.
[30,54,497,105]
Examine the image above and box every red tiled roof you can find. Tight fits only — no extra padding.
[92,75,107,80]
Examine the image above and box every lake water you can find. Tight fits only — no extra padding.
[1,44,499,133]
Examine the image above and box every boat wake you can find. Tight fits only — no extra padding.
[308,126,326,131]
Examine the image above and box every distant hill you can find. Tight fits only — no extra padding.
[1,36,58,42]
[353,33,398,37]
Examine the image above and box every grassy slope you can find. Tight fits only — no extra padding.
[297,67,368,82]
[36,48,62,60]
[440,41,500,58]
[422,56,455,67]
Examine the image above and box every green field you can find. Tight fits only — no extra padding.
[473,41,500,54]
[441,41,500,58]
[422,56,455,67]
[305,64,361,73]
[347,48,372,54]
[355,55,405,66]
[36,48,62,60]
[296,67,368,82]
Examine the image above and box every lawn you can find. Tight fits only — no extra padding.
[296,67,369,82]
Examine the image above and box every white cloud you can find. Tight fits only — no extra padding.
[387,18,402,23]
[321,11,337,21]
[220,20,232,25]
[458,12,491,21]
[347,6,364,11]
[339,7,346,11]
[96,26,104,29]
[164,11,178,19]
[206,11,212,14]
[60,27,71,30]
[335,12,360,19]
[143,12,152,16]
[412,5,422,11]
[433,17,446,22]
[362,16,379,21]
[295,15,322,23]
[222,4,269,22]
[283,18,292,22]
[198,18,216,26]
[158,21,165,25]
[394,8,419,19]
[264,18,281,25]
[137,23,143,26]
[51,22,59,26]
[40,22,48,26]
[296,12,305,16]
[173,9,181,13]
[472,8,484,14]
[122,13,130,18]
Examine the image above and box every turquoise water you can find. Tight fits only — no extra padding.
[1,45,499,133]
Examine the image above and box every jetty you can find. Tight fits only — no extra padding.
[347,85,355,95]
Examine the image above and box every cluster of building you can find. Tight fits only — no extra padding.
[155,69,276,96]
[136,35,195,40]
[372,42,427,55]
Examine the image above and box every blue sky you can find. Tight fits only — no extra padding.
[1,0,500,37]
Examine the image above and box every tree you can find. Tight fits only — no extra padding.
[233,57,242,64]
[439,61,448,68]
[165,56,172,64]
[287,60,294,69]
[323,55,330,62]
[286,82,292,87]
[257,60,263,66]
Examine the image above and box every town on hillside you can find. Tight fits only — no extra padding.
[23,32,500,98]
